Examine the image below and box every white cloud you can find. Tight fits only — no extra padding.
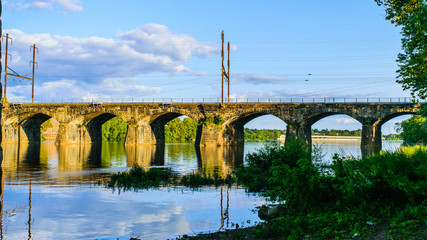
[33,1,52,10]
[231,73,287,85]
[7,78,162,101]
[2,25,221,101]
[4,0,83,12]
[5,26,219,82]
[55,0,83,12]
[335,117,358,124]
[117,24,219,62]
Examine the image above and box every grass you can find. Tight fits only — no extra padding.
[104,167,237,191]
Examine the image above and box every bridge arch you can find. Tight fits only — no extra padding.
[126,111,200,145]
[220,111,287,145]
[15,113,53,143]
[374,111,418,128]
[84,112,118,143]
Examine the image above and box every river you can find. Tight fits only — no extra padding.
[0,140,403,239]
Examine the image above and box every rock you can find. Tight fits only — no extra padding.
[258,204,287,220]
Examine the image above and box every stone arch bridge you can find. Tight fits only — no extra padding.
[1,102,421,156]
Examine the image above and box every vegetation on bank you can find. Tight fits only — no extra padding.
[106,139,426,239]
[395,104,427,145]
[244,128,284,140]
[233,139,427,239]
[104,167,236,191]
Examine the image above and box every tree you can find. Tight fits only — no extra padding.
[102,117,128,142]
[164,117,198,142]
[376,1,427,99]
[396,114,427,144]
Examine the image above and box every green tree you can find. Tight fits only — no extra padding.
[102,117,128,142]
[164,117,197,142]
[244,128,283,140]
[376,0,427,99]
[397,114,427,144]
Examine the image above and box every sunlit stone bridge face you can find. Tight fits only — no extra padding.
[1,101,421,156]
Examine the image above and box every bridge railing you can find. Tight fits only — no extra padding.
[6,97,425,104]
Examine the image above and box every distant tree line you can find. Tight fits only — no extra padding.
[244,128,284,141]
[312,128,361,136]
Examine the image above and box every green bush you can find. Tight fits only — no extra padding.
[235,141,427,238]
[235,139,312,193]
[106,167,177,190]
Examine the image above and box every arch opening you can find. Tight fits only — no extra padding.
[20,113,55,143]
[164,116,198,143]
[380,113,418,148]
[40,118,60,142]
[311,114,362,160]
[243,114,287,142]
[86,113,118,143]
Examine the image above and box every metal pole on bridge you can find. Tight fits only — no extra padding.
[221,31,224,104]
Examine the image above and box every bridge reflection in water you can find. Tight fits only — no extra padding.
[0,142,250,238]
[0,142,244,181]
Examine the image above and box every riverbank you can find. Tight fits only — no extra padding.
[177,220,427,239]
[184,143,427,240]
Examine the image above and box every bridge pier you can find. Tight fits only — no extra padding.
[195,123,245,146]
[361,123,382,156]
[125,123,159,145]
[2,124,21,143]
[195,124,225,146]
[285,122,312,147]
[56,122,91,144]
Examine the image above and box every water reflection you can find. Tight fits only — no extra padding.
[126,144,165,167]
[0,140,405,239]
[0,163,4,239]
[196,145,244,175]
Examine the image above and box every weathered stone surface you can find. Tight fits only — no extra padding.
[1,102,421,156]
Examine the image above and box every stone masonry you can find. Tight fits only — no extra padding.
[1,102,421,156]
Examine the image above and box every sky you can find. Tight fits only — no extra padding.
[1,0,415,133]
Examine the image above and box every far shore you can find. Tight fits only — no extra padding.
[278,135,361,141]
[312,135,361,141]
[278,135,402,141]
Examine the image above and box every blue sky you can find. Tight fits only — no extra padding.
[1,0,413,133]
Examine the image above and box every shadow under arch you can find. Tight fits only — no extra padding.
[19,113,52,143]
[85,112,118,143]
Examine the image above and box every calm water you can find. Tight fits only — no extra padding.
[0,140,403,239]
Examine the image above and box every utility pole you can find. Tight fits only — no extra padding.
[2,33,12,105]
[227,42,230,103]
[221,31,224,104]
[221,31,230,104]
[30,44,38,103]
[2,34,38,104]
